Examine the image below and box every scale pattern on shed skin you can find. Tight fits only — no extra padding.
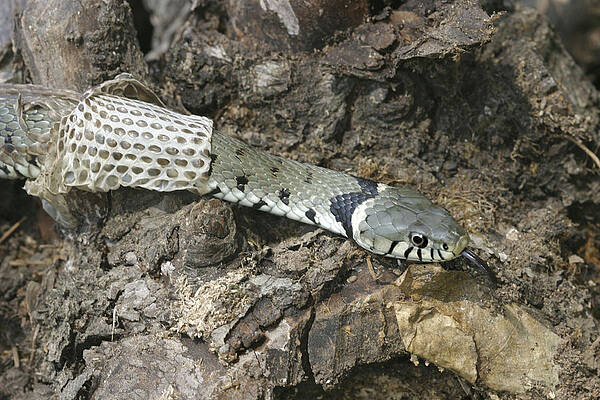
[51,93,213,195]
[0,76,470,263]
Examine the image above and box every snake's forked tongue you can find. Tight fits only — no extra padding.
[461,248,497,285]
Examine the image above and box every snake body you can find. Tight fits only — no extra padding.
[0,75,475,264]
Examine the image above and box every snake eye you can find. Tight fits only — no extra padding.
[410,232,428,248]
[442,243,449,251]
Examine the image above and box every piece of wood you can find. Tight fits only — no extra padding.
[228,0,368,51]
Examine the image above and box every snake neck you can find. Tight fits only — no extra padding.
[207,130,385,238]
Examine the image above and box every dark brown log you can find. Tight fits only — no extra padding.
[227,0,368,52]
[14,0,147,91]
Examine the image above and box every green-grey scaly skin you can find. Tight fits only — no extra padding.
[0,83,470,263]
[0,93,47,179]
[0,85,79,179]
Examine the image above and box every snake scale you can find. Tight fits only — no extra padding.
[0,74,487,272]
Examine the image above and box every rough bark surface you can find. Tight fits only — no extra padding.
[1,1,599,399]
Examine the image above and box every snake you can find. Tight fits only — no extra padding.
[0,74,488,274]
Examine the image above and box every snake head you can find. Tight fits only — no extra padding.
[351,187,469,262]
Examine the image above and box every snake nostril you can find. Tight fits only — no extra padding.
[442,243,449,251]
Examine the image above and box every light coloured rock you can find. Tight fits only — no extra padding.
[394,265,561,394]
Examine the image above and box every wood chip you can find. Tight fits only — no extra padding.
[0,217,26,245]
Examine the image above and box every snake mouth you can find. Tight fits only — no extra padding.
[461,248,497,285]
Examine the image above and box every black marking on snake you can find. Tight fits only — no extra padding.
[417,248,423,262]
[270,167,279,176]
[329,177,378,237]
[387,240,400,255]
[279,188,290,205]
[11,167,24,178]
[437,249,444,260]
[404,246,413,259]
[253,199,267,210]
[430,248,435,260]
[304,171,313,184]
[3,143,15,153]
[235,148,245,156]
[0,165,10,176]
[305,209,317,223]
[207,186,221,196]
[236,176,249,191]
